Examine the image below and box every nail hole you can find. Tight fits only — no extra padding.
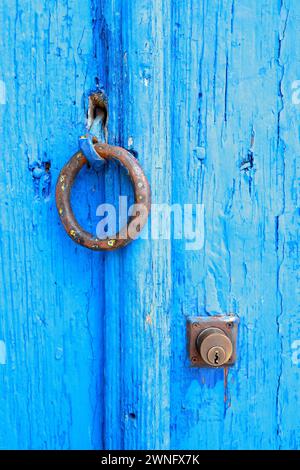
[44,161,51,172]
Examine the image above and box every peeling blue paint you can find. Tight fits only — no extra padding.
[0,0,299,452]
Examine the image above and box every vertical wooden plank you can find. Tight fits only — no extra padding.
[99,0,172,450]
[170,0,299,450]
[96,0,124,450]
[121,0,172,449]
[276,0,300,449]
[0,0,104,449]
[171,0,233,448]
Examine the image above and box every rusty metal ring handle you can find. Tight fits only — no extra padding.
[55,143,151,251]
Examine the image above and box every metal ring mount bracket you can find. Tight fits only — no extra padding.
[55,141,151,251]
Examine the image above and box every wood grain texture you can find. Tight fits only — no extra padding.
[99,0,300,450]
[0,0,299,450]
[98,0,172,450]
[169,0,299,450]
[0,0,104,449]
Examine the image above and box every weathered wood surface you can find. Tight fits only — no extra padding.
[0,0,299,449]
[0,0,103,449]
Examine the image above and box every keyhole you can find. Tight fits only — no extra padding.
[214,351,219,364]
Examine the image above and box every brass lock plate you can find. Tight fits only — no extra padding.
[187,315,239,368]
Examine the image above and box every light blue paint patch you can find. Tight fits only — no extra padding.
[0,341,6,365]
[0,80,6,104]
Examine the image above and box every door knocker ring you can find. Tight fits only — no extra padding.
[55,138,151,251]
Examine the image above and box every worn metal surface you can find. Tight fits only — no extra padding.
[197,329,233,367]
[56,143,151,251]
[187,317,238,368]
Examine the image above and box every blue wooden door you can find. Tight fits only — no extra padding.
[0,0,299,450]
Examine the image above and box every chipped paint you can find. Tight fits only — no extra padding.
[0,80,6,104]
[128,136,134,147]
[1,0,299,452]
[0,0,103,450]
[0,340,6,365]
